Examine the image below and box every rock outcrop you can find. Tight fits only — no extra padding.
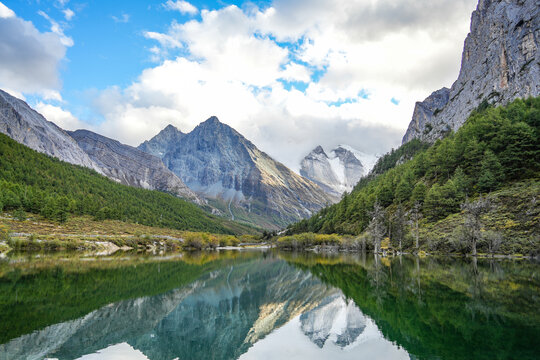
[141,117,336,228]
[137,124,185,158]
[69,129,199,202]
[300,145,377,196]
[0,89,102,173]
[403,0,540,143]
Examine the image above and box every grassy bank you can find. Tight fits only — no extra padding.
[0,213,262,253]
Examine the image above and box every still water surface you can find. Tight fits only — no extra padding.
[0,250,538,360]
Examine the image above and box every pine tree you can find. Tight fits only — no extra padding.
[463,138,484,176]
[451,167,470,199]
[368,201,386,253]
[477,150,503,192]
[56,196,70,223]
[14,207,26,221]
[411,182,427,204]
[395,177,413,203]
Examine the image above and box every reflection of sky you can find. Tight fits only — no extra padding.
[239,315,409,360]
[74,343,148,360]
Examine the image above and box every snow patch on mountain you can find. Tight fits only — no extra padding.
[336,144,379,175]
[300,144,378,196]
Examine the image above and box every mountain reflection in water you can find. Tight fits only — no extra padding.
[0,251,538,360]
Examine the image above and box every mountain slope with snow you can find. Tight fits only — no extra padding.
[300,145,377,196]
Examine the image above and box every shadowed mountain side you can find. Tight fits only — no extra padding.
[69,129,200,203]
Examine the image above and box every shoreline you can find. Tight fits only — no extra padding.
[275,245,538,260]
[1,238,536,260]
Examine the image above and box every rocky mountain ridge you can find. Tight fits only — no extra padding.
[138,124,185,158]
[141,117,337,229]
[69,129,199,202]
[403,0,539,143]
[300,145,377,196]
[0,89,103,174]
[0,89,199,202]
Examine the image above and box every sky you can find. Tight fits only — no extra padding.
[0,0,478,171]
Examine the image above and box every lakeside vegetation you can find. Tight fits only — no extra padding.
[0,214,261,253]
[0,132,257,235]
[286,98,540,256]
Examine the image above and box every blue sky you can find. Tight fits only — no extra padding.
[7,1,270,118]
[0,0,477,170]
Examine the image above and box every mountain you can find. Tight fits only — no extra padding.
[141,117,336,229]
[0,89,102,173]
[0,131,255,234]
[403,0,539,143]
[300,145,377,196]
[68,129,199,202]
[138,124,185,158]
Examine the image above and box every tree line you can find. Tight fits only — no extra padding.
[288,97,540,249]
[0,133,237,234]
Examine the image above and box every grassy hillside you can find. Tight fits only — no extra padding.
[287,97,540,254]
[0,133,257,235]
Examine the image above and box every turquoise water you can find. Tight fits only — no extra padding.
[0,250,538,359]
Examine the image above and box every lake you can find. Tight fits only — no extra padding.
[0,250,538,360]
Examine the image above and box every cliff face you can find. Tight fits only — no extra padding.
[69,129,199,202]
[403,0,540,143]
[0,90,102,173]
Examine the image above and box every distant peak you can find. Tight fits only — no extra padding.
[163,124,178,131]
[203,116,220,124]
[312,145,326,154]
[159,124,183,135]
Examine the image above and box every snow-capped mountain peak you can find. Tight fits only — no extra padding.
[300,144,378,196]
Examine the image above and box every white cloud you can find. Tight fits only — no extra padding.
[63,8,75,21]
[0,2,15,18]
[35,102,86,131]
[0,4,69,96]
[144,31,182,48]
[88,0,477,171]
[164,0,198,15]
[112,13,130,23]
[279,62,311,83]
[38,10,74,46]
